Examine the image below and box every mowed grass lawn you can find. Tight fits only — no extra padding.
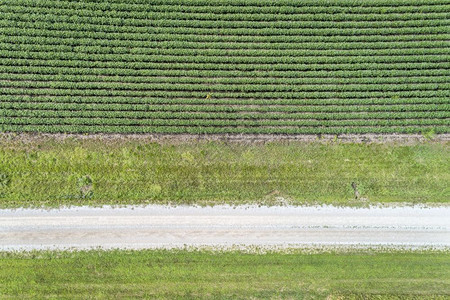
[0,136,448,208]
[0,250,449,299]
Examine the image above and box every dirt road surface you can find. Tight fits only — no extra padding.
[0,205,448,250]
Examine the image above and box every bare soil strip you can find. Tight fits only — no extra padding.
[1,133,449,144]
[0,205,448,251]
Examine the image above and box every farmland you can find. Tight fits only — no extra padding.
[0,1,449,297]
[0,0,449,134]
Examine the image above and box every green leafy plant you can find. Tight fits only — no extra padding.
[0,173,11,188]
[423,128,436,141]
[0,172,11,198]
[0,172,10,189]
[77,175,93,199]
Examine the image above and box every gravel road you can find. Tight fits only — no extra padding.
[0,205,448,250]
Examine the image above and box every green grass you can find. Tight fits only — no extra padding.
[0,249,448,299]
[0,0,449,134]
[0,136,448,208]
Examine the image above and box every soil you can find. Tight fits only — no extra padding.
[1,132,449,146]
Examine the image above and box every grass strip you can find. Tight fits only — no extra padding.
[0,249,448,298]
[0,136,448,208]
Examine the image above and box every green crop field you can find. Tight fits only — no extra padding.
[0,0,449,134]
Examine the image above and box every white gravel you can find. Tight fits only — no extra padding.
[0,205,449,251]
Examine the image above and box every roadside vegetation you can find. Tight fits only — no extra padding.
[1,249,448,298]
[0,136,448,208]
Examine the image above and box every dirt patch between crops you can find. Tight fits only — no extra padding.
[1,133,449,146]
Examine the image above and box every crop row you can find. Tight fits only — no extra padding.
[4,108,449,121]
[1,79,448,92]
[1,82,448,95]
[2,117,448,128]
[1,65,447,79]
[2,124,447,135]
[3,58,448,72]
[2,88,447,99]
[4,50,447,65]
[4,13,450,30]
[2,73,448,86]
[3,30,447,48]
[4,20,448,37]
[4,5,450,22]
[4,0,449,13]
[4,42,450,57]
[3,95,448,107]
[2,102,448,114]
[10,0,449,7]
[3,34,448,50]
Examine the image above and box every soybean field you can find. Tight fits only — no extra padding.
[0,0,449,134]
